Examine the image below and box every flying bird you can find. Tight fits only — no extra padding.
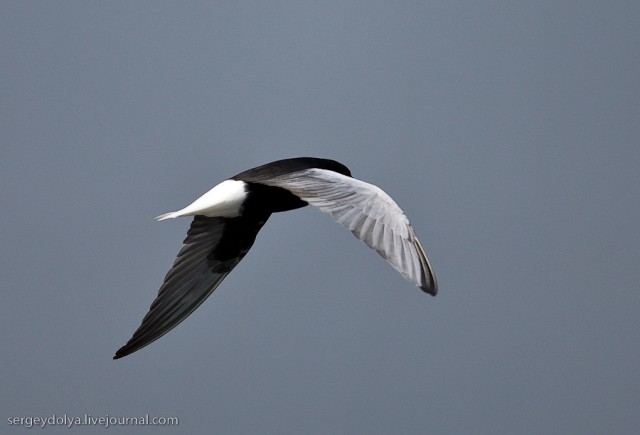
[114,157,436,359]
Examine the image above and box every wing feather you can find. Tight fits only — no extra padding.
[259,168,437,295]
[114,214,268,359]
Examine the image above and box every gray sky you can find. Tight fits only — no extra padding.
[2,1,639,434]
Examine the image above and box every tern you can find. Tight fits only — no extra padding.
[114,157,437,359]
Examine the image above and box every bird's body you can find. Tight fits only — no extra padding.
[114,157,436,359]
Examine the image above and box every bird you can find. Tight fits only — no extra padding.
[114,157,437,359]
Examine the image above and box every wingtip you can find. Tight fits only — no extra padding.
[113,341,137,359]
[421,271,438,296]
[412,237,438,296]
[113,347,126,360]
[421,283,438,296]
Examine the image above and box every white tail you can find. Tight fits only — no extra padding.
[153,179,247,221]
[155,211,179,221]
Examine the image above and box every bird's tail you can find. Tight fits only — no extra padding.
[155,211,179,221]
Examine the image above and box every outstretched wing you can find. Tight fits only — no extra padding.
[259,168,437,295]
[114,214,269,359]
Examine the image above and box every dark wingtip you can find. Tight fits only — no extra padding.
[423,269,438,296]
[413,237,438,296]
[113,344,132,360]
[421,282,438,296]
[421,268,438,296]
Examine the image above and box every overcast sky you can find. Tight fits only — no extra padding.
[2,1,639,434]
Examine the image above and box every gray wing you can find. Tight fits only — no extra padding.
[259,168,437,295]
[114,214,269,359]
